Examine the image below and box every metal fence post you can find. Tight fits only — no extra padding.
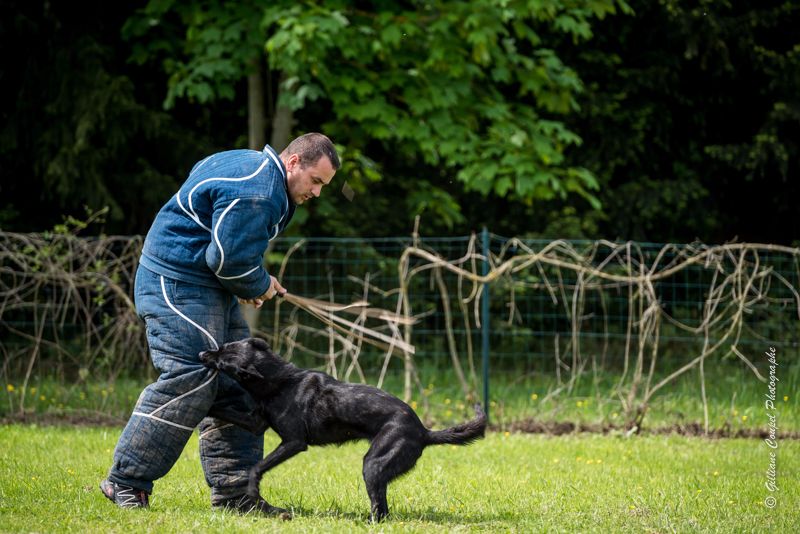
[481,227,490,422]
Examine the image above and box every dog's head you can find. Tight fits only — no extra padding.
[199,337,285,387]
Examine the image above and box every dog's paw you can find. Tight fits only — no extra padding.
[369,510,388,523]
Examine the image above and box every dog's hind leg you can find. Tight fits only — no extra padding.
[247,440,307,511]
[362,428,423,522]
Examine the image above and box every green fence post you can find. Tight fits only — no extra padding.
[481,227,490,422]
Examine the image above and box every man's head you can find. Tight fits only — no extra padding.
[280,133,340,205]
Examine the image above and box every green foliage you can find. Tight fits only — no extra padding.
[0,3,197,233]
[3,0,797,242]
[49,207,110,237]
[126,0,629,233]
[41,48,176,228]
[661,0,800,185]
[560,0,800,242]
[263,1,630,211]
[123,0,268,108]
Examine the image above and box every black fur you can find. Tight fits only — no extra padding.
[200,337,486,521]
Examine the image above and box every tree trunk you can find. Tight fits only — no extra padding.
[242,58,267,333]
[269,72,294,151]
[247,59,266,150]
[243,63,294,334]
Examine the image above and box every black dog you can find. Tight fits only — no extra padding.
[199,337,486,521]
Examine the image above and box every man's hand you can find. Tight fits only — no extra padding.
[239,276,286,308]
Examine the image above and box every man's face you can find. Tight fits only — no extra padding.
[285,154,336,205]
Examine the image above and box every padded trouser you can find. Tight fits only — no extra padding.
[107,266,263,502]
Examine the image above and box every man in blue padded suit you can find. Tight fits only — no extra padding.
[100,132,339,514]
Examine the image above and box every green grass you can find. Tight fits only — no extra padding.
[485,360,800,432]
[3,360,798,433]
[1,425,797,532]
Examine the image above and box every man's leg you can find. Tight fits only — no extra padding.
[199,298,266,506]
[103,270,226,503]
[105,366,217,493]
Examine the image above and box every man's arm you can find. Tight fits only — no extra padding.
[204,196,284,299]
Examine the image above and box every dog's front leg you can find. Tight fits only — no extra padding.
[248,440,308,504]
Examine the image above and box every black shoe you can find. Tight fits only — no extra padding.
[214,494,292,519]
[99,479,150,508]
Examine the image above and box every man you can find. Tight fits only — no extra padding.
[100,133,339,514]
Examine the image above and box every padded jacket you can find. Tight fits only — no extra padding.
[139,145,295,299]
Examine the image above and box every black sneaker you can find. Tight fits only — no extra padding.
[214,494,291,519]
[99,479,150,508]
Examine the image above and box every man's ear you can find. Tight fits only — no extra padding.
[285,153,300,173]
[240,364,264,380]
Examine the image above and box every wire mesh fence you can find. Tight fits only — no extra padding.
[1,230,798,424]
[267,234,799,400]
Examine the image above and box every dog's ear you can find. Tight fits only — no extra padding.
[240,363,264,380]
[251,337,270,351]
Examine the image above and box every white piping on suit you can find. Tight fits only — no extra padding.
[177,151,289,279]
[129,276,221,431]
[213,198,261,280]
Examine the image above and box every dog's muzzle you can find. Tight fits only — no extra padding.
[199,350,217,366]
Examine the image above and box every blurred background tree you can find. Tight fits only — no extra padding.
[557,0,800,243]
[0,0,796,244]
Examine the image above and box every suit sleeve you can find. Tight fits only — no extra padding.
[204,196,282,299]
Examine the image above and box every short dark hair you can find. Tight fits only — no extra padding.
[281,132,340,170]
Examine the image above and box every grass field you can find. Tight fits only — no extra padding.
[4,359,798,433]
[1,425,797,533]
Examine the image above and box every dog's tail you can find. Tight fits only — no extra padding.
[425,404,487,446]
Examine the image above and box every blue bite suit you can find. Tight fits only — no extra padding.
[107,145,294,501]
